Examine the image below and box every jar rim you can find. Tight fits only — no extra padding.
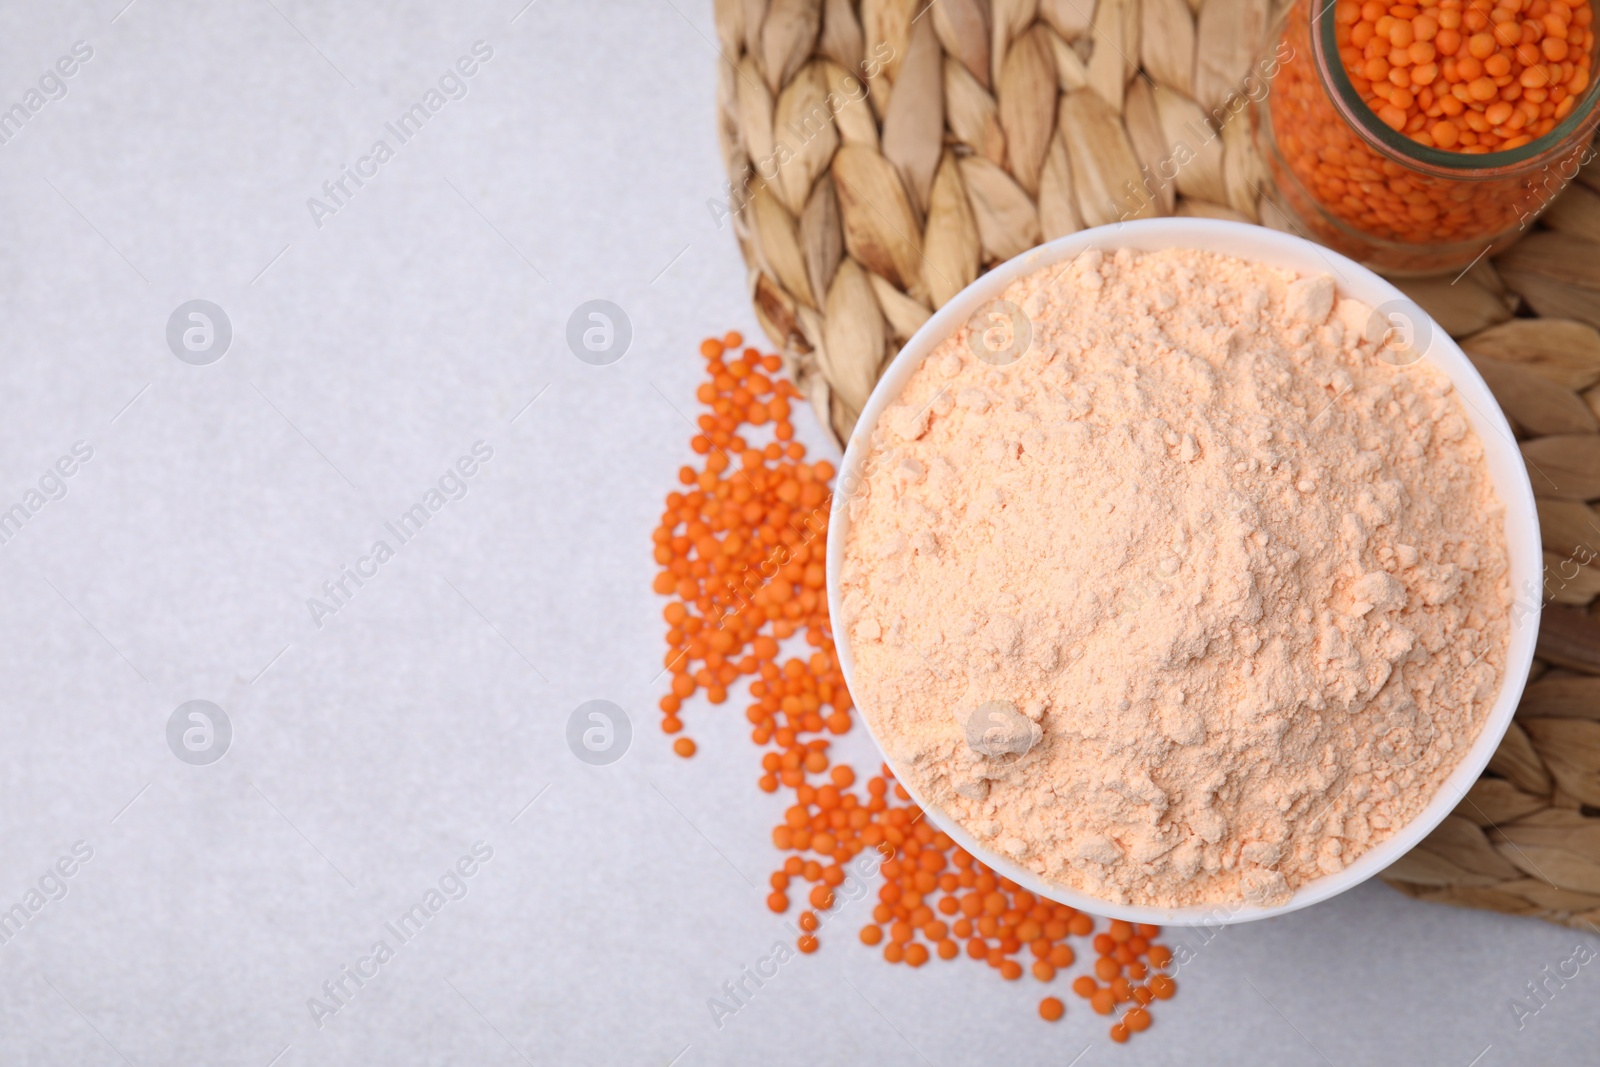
[1314,0,1600,174]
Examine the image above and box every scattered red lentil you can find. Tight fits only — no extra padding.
[654,333,1182,1044]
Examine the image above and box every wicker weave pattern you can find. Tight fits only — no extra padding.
[713,0,1600,928]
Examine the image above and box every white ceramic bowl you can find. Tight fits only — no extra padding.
[825,218,1541,926]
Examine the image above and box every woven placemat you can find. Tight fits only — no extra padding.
[711,0,1600,929]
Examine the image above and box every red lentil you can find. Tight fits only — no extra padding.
[1337,0,1593,151]
[1263,0,1599,267]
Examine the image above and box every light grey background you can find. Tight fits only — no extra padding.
[0,1,1593,1064]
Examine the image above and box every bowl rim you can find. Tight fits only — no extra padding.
[824,217,1542,926]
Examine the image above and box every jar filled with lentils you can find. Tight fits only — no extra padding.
[1255,0,1600,273]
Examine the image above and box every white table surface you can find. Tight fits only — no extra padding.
[0,1,1594,1063]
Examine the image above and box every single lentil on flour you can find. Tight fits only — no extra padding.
[651,332,1181,1043]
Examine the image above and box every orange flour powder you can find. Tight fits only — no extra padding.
[840,247,1512,908]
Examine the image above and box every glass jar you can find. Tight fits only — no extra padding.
[1254,0,1600,274]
